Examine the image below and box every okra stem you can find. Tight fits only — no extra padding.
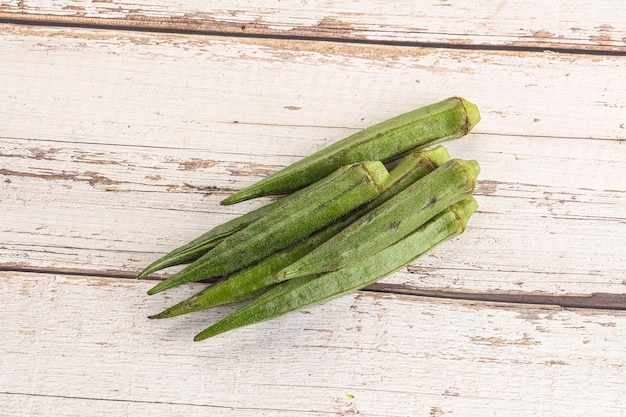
[193,197,479,340]
[150,146,450,319]
[221,97,480,205]
[147,161,389,295]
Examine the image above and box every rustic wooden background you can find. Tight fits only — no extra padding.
[1,1,625,416]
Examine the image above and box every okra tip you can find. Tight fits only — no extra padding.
[194,326,223,341]
[137,264,159,280]
[147,280,172,295]
[220,189,253,206]
[459,97,481,133]
[147,309,176,320]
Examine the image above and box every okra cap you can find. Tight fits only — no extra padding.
[459,97,481,133]
[421,145,451,167]
[449,196,479,232]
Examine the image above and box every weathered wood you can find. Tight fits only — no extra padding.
[1,0,626,51]
[1,25,625,298]
[2,25,625,146]
[2,134,625,296]
[2,271,626,417]
[2,1,626,415]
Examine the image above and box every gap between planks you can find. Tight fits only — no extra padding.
[2,14,626,57]
[0,391,220,409]
[3,265,625,311]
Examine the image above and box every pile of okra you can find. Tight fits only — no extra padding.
[140,97,482,341]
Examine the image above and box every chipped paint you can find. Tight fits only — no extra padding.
[469,332,540,347]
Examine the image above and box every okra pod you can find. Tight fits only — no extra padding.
[150,146,451,319]
[193,197,479,340]
[221,97,480,205]
[137,210,264,279]
[149,229,325,319]
[276,158,479,282]
[147,161,389,295]
[137,152,353,279]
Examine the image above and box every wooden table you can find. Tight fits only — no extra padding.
[2,2,625,416]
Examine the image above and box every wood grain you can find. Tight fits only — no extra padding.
[1,25,625,299]
[1,0,626,52]
[2,25,626,145]
[2,3,626,414]
[3,271,626,417]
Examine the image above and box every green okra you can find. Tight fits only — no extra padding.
[147,161,389,295]
[193,197,479,340]
[150,146,451,319]
[276,158,480,282]
[137,207,267,279]
[221,97,480,205]
[149,229,326,319]
[137,154,352,279]
[139,97,479,276]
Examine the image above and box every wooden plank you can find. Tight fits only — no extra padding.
[2,25,625,146]
[2,4,623,417]
[1,25,625,297]
[1,0,626,51]
[1,394,311,417]
[2,271,626,416]
[2,135,625,296]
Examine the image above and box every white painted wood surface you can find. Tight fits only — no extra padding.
[1,1,625,416]
[2,0,626,51]
[3,271,626,417]
[2,26,625,295]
